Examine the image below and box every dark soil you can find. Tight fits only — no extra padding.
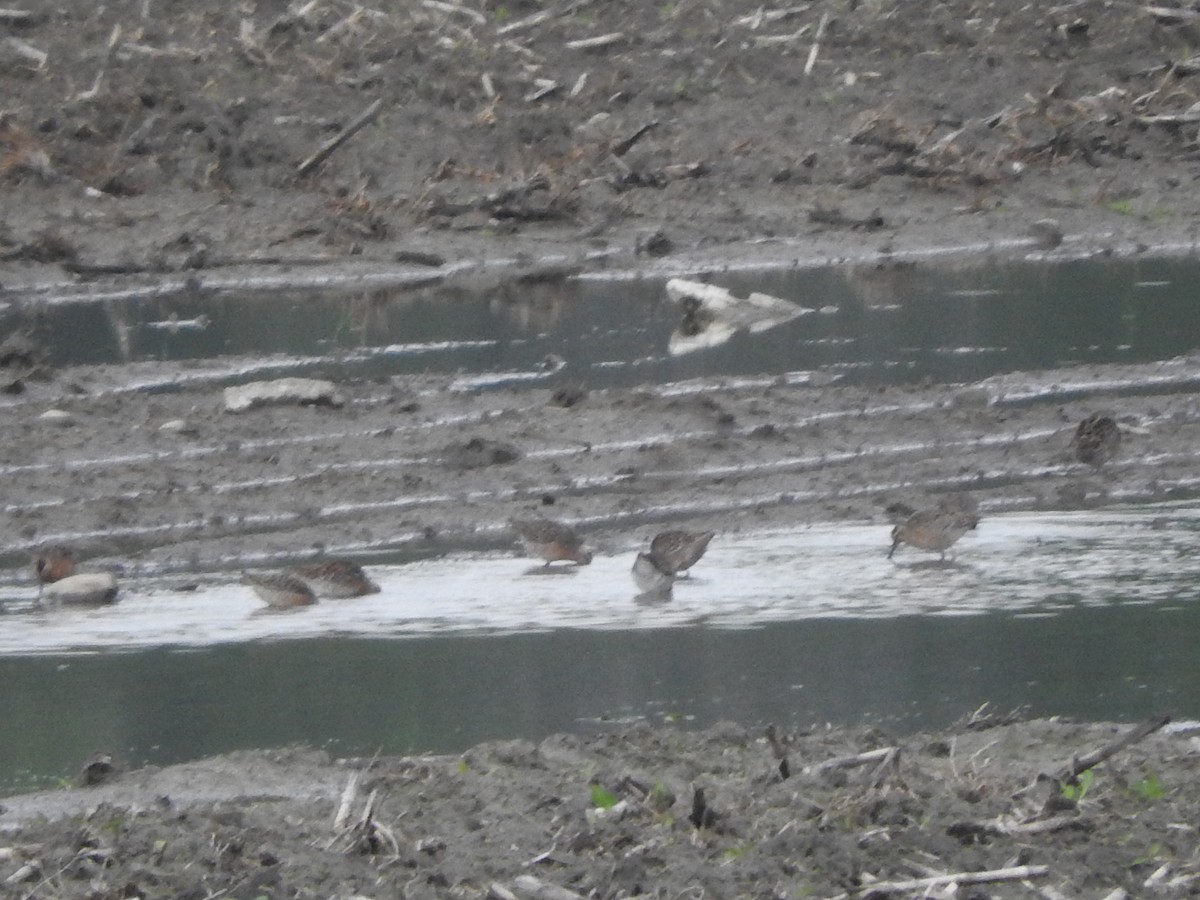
[2,716,1196,898]
[4,1,1200,896]
[3,0,1200,281]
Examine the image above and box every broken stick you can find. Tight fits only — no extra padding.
[1059,712,1170,784]
[854,864,1049,895]
[296,97,384,177]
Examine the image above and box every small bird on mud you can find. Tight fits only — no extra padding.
[1069,414,1122,466]
[288,560,380,598]
[632,551,675,599]
[244,571,317,608]
[509,517,593,568]
[649,530,715,578]
[888,495,980,561]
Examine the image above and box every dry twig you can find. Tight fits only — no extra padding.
[296,98,384,177]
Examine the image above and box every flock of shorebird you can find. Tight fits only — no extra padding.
[26,413,1121,609]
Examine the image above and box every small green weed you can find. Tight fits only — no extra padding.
[1131,772,1165,801]
[590,783,618,809]
[1061,769,1094,802]
[1131,841,1165,867]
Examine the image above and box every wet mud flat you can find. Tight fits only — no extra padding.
[0,716,1195,898]
[2,341,1200,583]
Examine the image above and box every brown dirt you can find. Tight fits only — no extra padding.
[4,1,1200,896]
[3,0,1200,281]
[2,717,1196,898]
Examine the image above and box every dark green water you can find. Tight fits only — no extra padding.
[2,602,1194,793]
[12,255,1200,389]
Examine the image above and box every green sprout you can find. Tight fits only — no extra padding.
[1131,772,1165,801]
[1061,769,1095,802]
[590,783,618,809]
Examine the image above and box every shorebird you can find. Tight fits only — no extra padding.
[1069,414,1122,466]
[40,572,119,606]
[509,517,593,568]
[649,530,715,578]
[33,547,77,585]
[632,551,675,599]
[33,547,119,606]
[244,572,317,608]
[288,560,380,598]
[888,495,980,561]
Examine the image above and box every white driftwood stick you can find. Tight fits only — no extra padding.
[1004,813,1084,834]
[856,864,1049,894]
[566,32,623,50]
[2,34,45,66]
[333,772,359,830]
[510,875,586,900]
[755,25,811,46]
[804,11,828,76]
[813,746,897,773]
[1144,5,1200,24]
[0,8,32,24]
[524,78,559,102]
[734,6,812,28]
[496,8,552,34]
[296,97,383,176]
[1137,111,1200,125]
[422,0,486,25]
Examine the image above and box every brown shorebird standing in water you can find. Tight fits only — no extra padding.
[34,547,119,606]
[1069,414,1122,466]
[243,572,317,608]
[649,530,715,578]
[888,495,980,561]
[509,517,593,569]
[288,560,380,598]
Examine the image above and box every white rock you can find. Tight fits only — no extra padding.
[224,378,345,413]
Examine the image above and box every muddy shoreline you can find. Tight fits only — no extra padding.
[2,716,1195,898]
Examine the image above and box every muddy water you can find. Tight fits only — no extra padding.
[2,506,1198,791]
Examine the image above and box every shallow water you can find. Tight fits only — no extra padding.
[8,255,1200,390]
[2,506,1198,791]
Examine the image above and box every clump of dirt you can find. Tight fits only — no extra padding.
[0,716,1193,898]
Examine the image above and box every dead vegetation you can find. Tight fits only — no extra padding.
[1,717,1193,898]
[2,1,1200,273]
